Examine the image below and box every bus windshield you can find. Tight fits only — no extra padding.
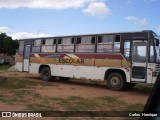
[153,33,160,63]
[155,39,159,63]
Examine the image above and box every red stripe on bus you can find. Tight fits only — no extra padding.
[75,54,123,59]
[16,53,23,56]
[30,53,123,59]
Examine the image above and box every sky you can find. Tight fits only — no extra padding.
[0,0,160,39]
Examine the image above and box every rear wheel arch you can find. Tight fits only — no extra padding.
[104,69,127,91]
[39,65,53,81]
[104,69,126,82]
[39,65,50,73]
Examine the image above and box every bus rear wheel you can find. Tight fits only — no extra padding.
[107,73,126,91]
[41,67,52,81]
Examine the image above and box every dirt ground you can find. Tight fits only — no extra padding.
[0,70,153,120]
[0,71,151,105]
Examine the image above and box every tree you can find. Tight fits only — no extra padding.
[0,33,19,56]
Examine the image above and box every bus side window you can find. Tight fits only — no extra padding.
[76,37,81,44]
[58,39,62,44]
[98,36,102,43]
[42,39,45,45]
[32,39,41,53]
[41,39,56,53]
[57,37,74,53]
[97,35,120,53]
[97,35,114,53]
[149,40,155,62]
[54,39,57,45]
[91,36,96,44]
[114,35,120,52]
[75,36,95,53]
[124,40,130,60]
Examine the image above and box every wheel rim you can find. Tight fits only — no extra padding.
[44,70,49,78]
[110,76,120,88]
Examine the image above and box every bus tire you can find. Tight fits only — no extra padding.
[41,67,52,81]
[107,72,126,91]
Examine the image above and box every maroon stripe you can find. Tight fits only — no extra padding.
[30,53,124,59]
[16,53,23,57]
[75,54,123,59]
[30,54,36,57]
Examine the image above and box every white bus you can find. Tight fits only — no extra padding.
[15,30,160,90]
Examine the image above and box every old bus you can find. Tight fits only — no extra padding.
[15,30,160,90]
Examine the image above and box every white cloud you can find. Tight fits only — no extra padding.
[11,32,52,39]
[0,26,52,39]
[0,26,10,33]
[125,16,149,27]
[0,0,110,18]
[0,0,95,9]
[136,18,148,27]
[83,2,111,18]
[125,16,139,20]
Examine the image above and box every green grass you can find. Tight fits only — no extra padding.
[125,103,145,111]
[0,78,36,89]
[27,95,138,111]
[0,65,12,71]
[66,96,99,111]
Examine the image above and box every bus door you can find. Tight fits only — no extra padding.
[23,44,31,71]
[131,40,147,82]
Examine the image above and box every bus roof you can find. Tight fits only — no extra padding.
[18,30,154,41]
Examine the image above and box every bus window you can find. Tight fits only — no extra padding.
[34,39,41,46]
[41,39,56,53]
[32,39,41,53]
[124,40,131,60]
[133,42,146,62]
[91,37,96,44]
[42,39,45,45]
[75,36,95,53]
[114,35,120,52]
[58,39,62,44]
[76,37,81,44]
[45,39,53,45]
[54,39,57,45]
[71,38,75,44]
[97,35,114,53]
[150,46,154,62]
[97,35,120,53]
[57,37,74,53]
[98,36,102,43]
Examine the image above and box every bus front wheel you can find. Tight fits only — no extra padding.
[41,67,52,81]
[107,73,126,91]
